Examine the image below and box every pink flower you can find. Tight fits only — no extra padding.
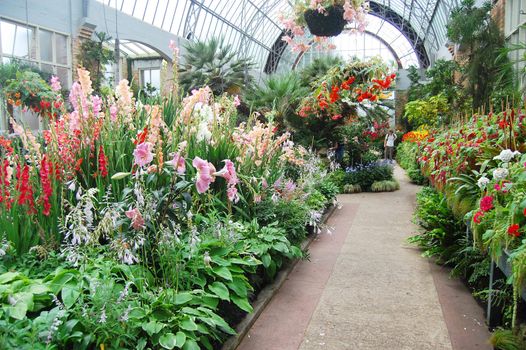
[169,40,179,57]
[227,186,240,203]
[215,160,238,185]
[254,194,262,203]
[170,153,186,174]
[125,208,145,230]
[50,76,61,91]
[480,196,494,212]
[193,157,216,193]
[133,142,154,167]
[233,95,241,107]
[110,104,118,121]
[91,95,102,115]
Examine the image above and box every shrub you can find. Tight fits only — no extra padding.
[343,184,362,193]
[326,170,346,190]
[255,198,310,244]
[345,161,394,190]
[397,142,427,185]
[371,180,400,192]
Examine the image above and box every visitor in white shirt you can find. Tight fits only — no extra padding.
[384,129,397,161]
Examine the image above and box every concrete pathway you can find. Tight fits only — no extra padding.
[237,166,491,350]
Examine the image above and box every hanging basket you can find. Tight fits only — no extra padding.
[304,5,346,37]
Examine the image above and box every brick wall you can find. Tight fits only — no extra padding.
[491,0,506,33]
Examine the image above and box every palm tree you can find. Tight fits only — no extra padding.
[179,37,255,95]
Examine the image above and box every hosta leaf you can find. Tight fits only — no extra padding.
[208,281,229,301]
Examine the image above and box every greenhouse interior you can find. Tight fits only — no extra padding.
[2,0,526,349]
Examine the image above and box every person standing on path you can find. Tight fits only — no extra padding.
[384,129,397,161]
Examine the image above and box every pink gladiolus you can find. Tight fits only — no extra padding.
[193,157,216,193]
[133,142,154,167]
[170,153,186,174]
[110,104,118,121]
[50,76,61,91]
[233,95,241,107]
[227,186,240,203]
[216,160,238,185]
[125,208,145,230]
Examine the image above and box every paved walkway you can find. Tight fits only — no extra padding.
[237,166,491,350]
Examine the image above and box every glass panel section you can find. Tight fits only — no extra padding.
[41,63,54,74]
[14,24,33,58]
[55,33,68,65]
[150,69,160,89]
[1,20,16,56]
[39,29,53,62]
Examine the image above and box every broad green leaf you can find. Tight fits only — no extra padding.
[111,172,131,180]
[179,317,198,331]
[208,282,229,301]
[175,292,193,305]
[182,338,200,350]
[159,333,177,349]
[212,266,232,281]
[61,284,80,309]
[261,254,271,268]
[175,331,186,348]
[0,272,21,284]
[231,294,253,313]
[226,278,247,298]
[142,320,165,336]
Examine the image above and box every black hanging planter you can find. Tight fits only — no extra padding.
[304,5,346,37]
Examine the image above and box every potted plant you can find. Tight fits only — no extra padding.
[280,0,369,52]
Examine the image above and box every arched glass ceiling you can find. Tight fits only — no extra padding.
[95,0,459,72]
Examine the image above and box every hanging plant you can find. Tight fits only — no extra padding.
[280,0,369,52]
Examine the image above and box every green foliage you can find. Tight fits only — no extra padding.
[245,72,308,130]
[255,198,309,245]
[78,32,115,92]
[299,55,345,86]
[446,0,513,110]
[326,170,346,191]
[343,183,362,193]
[490,327,526,350]
[410,187,464,262]
[404,94,449,128]
[179,37,255,95]
[396,142,426,185]
[316,180,340,200]
[345,163,394,191]
[370,180,399,192]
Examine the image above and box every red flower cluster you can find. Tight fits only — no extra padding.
[356,89,377,102]
[98,145,108,178]
[40,155,53,216]
[134,127,149,145]
[480,196,494,212]
[508,224,521,237]
[15,164,36,214]
[0,136,13,155]
[340,76,355,90]
[473,210,484,224]
[372,74,396,89]
[329,86,340,103]
[0,159,12,208]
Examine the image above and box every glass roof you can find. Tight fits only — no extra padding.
[96,0,459,70]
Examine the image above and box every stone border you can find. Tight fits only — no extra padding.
[221,204,338,350]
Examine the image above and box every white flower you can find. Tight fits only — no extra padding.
[203,251,212,267]
[493,167,509,181]
[196,121,212,142]
[477,176,490,189]
[493,149,521,163]
[99,306,107,323]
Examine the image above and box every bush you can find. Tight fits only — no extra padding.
[410,187,464,262]
[255,198,310,244]
[371,180,400,192]
[343,184,362,193]
[345,161,394,190]
[316,180,339,201]
[397,142,427,185]
[326,170,346,191]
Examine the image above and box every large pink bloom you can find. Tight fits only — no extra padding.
[216,159,239,185]
[170,153,186,174]
[133,142,154,167]
[227,186,239,203]
[125,208,145,230]
[193,157,216,193]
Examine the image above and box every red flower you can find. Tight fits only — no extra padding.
[134,127,149,145]
[0,159,12,208]
[331,114,343,121]
[15,164,36,214]
[329,86,340,103]
[480,196,494,212]
[98,145,108,178]
[473,210,484,224]
[0,137,13,155]
[507,224,520,237]
[39,155,53,216]
[318,99,329,110]
[523,207,526,217]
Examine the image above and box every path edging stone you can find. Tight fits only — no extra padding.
[221,204,338,350]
